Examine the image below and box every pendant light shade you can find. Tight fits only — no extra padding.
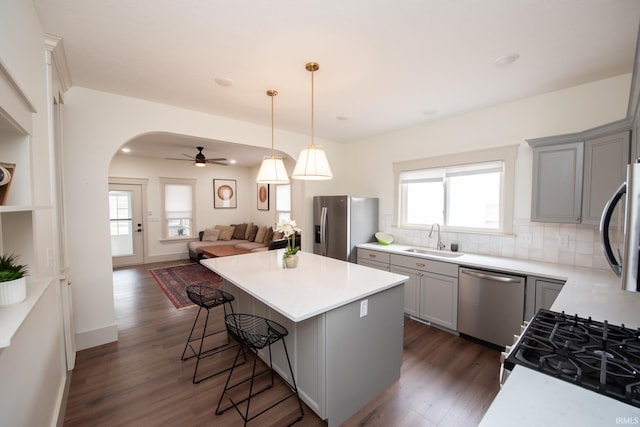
[257,156,289,183]
[257,89,290,184]
[292,145,333,179]
[293,62,333,180]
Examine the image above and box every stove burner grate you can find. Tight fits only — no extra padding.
[505,309,640,408]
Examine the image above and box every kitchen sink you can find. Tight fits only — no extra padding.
[404,248,463,258]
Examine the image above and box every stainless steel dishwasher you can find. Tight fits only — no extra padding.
[458,267,525,348]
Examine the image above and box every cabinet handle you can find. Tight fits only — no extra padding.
[368,254,377,258]
[416,262,425,267]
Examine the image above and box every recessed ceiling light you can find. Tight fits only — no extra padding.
[214,77,234,87]
[493,53,520,66]
[121,147,131,153]
[228,159,237,164]
[336,116,349,121]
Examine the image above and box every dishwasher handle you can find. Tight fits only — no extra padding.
[460,268,522,283]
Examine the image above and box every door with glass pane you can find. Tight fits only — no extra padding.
[109,184,144,266]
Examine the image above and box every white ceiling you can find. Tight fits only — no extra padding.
[33,0,640,165]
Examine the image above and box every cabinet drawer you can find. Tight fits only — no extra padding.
[358,259,390,271]
[357,249,390,264]
[390,254,458,277]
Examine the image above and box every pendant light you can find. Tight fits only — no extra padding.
[256,89,290,184]
[292,62,333,180]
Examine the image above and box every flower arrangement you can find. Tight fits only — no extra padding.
[275,218,301,258]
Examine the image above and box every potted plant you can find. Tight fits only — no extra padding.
[0,253,28,307]
[275,219,301,268]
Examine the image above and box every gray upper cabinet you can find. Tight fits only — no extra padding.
[529,120,631,224]
[531,142,584,223]
[582,131,630,224]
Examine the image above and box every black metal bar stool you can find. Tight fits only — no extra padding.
[180,285,240,384]
[215,313,304,426]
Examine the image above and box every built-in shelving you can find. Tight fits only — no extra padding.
[0,56,42,349]
[0,277,53,348]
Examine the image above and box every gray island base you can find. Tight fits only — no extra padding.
[201,250,408,426]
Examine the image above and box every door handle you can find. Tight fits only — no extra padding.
[460,268,522,283]
[600,181,625,277]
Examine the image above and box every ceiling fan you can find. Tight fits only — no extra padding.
[166,146,228,167]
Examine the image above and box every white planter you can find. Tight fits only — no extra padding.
[283,254,299,269]
[0,277,26,307]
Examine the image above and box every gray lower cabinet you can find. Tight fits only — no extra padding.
[524,276,565,319]
[389,264,420,317]
[389,254,458,330]
[534,277,564,312]
[356,248,390,271]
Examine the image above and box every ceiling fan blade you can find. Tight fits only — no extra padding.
[181,153,194,159]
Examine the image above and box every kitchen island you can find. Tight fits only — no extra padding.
[200,250,409,427]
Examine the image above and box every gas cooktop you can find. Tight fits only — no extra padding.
[504,309,640,408]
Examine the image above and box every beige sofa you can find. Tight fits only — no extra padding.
[188,223,282,261]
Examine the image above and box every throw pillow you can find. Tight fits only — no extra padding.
[263,227,274,245]
[202,228,220,242]
[273,230,284,240]
[215,225,236,241]
[244,222,254,240]
[247,225,259,241]
[232,223,247,240]
[254,226,267,243]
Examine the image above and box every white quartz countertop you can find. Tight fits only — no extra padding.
[201,249,408,322]
[358,242,640,326]
[357,242,640,423]
[478,367,640,426]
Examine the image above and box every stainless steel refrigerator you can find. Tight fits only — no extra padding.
[600,162,640,292]
[313,196,378,262]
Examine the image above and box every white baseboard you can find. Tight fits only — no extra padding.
[145,253,191,264]
[75,323,118,351]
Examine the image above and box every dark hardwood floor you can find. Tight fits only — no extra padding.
[62,261,500,426]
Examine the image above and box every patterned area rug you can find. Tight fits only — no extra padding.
[149,263,223,310]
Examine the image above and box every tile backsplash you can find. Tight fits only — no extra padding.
[381,216,609,270]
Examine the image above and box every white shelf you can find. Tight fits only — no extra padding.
[0,277,53,348]
[0,205,51,213]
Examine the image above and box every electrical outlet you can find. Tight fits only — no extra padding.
[517,233,532,245]
[558,235,569,247]
[360,299,368,318]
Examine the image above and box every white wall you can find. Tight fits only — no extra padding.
[63,86,345,349]
[343,74,632,267]
[0,0,66,426]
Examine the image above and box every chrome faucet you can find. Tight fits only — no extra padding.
[429,223,446,250]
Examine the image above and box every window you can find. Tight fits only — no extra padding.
[109,191,132,237]
[161,178,195,238]
[276,184,291,222]
[394,146,517,233]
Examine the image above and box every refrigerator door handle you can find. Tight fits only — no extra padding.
[600,181,626,277]
[320,206,328,256]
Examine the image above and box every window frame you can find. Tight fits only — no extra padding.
[275,183,292,222]
[160,177,196,240]
[393,145,518,234]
